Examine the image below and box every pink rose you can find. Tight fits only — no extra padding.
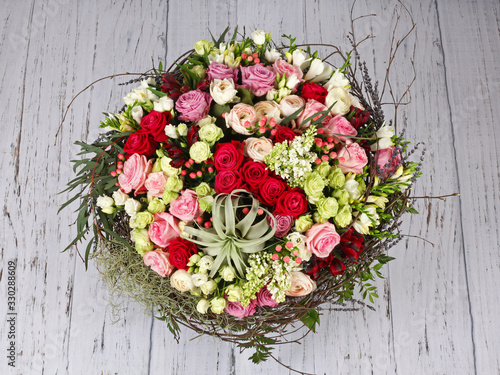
[256,287,279,307]
[144,172,167,198]
[175,89,213,123]
[376,146,402,179]
[269,214,294,238]
[296,99,331,129]
[148,212,181,248]
[169,189,202,223]
[240,65,276,96]
[206,62,238,81]
[323,114,358,142]
[305,222,340,258]
[118,153,153,195]
[224,298,257,318]
[143,250,175,277]
[337,140,368,174]
[225,103,257,135]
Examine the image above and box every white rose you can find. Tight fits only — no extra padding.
[170,270,195,293]
[198,255,214,271]
[279,95,305,117]
[254,100,282,124]
[192,273,209,287]
[324,69,350,91]
[325,87,351,115]
[225,285,244,302]
[304,59,327,81]
[196,298,210,314]
[285,271,316,297]
[265,48,281,63]
[160,157,180,177]
[210,78,238,105]
[164,124,179,139]
[112,190,129,206]
[343,178,361,200]
[370,137,393,151]
[244,137,273,162]
[96,195,114,210]
[197,115,216,127]
[200,279,217,295]
[131,105,143,124]
[124,198,142,218]
[287,232,311,261]
[210,297,227,314]
[292,49,311,70]
[177,123,188,136]
[219,265,236,282]
[153,95,174,112]
[251,29,266,45]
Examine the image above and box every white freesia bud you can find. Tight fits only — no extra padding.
[177,123,188,136]
[189,253,201,265]
[210,78,238,105]
[304,59,326,81]
[196,298,210,314]
[198,255,214,271]
[312,64,334,83]
[292,49,311,70]
[324,69,350,91]
[112,190,129,206]
[370,137,394,151]
[352,212,371,234]
[349,93,365,110]
[131,105,144,124]
[170,269,195,292]
[389,165,404,180]
[285,74,301,89]
[366,195,389,209]
[124,198,142,218]
[265,48,281,63]
[192,273,209,287]
[325,87,351,115]
[375,125,395,139]
[251,29,266,45]
[266,89,278,101]
[153,95,174,112]
[164,124,179,139]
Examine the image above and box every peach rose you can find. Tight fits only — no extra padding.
[285,271,317,297]
[244,137,273,162]
[143,250,175,277]
[118,153,153,195]
[254,100,282,124]
[323,114,358,142]
[144,172,167,197]
[225,103,257,135]
[148,212,180,248]
[337,140,368,175]
[169,189,202,223]
[279,95,305,117]
[305,222,340,258]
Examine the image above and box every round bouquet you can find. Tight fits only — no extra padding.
[61,28,420,365]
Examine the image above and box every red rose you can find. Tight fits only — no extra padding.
[167,238,198,270]
[214,141,244,171]
[240,161,268,189]
[274,188,307,219]
[140,110,171,142]
[272,125,298,144]
[257,177,288,206]
[301,82,328,104]
[349,106,370,129]
[214,170,245,194]
[124,131,158,158]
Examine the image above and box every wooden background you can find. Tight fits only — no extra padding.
[1,0,499,374]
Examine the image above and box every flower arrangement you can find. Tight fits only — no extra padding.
[61,26,421,366]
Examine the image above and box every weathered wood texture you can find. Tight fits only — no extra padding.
[0,0,498,374]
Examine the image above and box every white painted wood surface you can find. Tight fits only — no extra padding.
[1,0,498,374]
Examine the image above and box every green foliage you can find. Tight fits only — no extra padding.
[301,309,320,333]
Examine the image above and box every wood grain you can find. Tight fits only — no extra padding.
[0,0,498,374]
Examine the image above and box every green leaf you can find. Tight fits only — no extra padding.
[407,207,419,214]
[237,87,254,105]
[210,103,231,118]
[301,309,320,333]
[377,254,396,264]
[147,87,168,98]
[280,105,305,126]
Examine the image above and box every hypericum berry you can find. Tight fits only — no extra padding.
[110,171,117,177]
[196,171,202,177]
[196,216,203,224]
[204,221,211,228]
[208,167,214,173]
[272,254,279,261]
[117,153,125,160]
[275,245,282,252]
[285,241,293,249]
[283,256,290,263]
[181,170,187,176]
[189,172,196,179]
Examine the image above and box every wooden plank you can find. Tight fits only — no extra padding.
[434,0,500,373]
